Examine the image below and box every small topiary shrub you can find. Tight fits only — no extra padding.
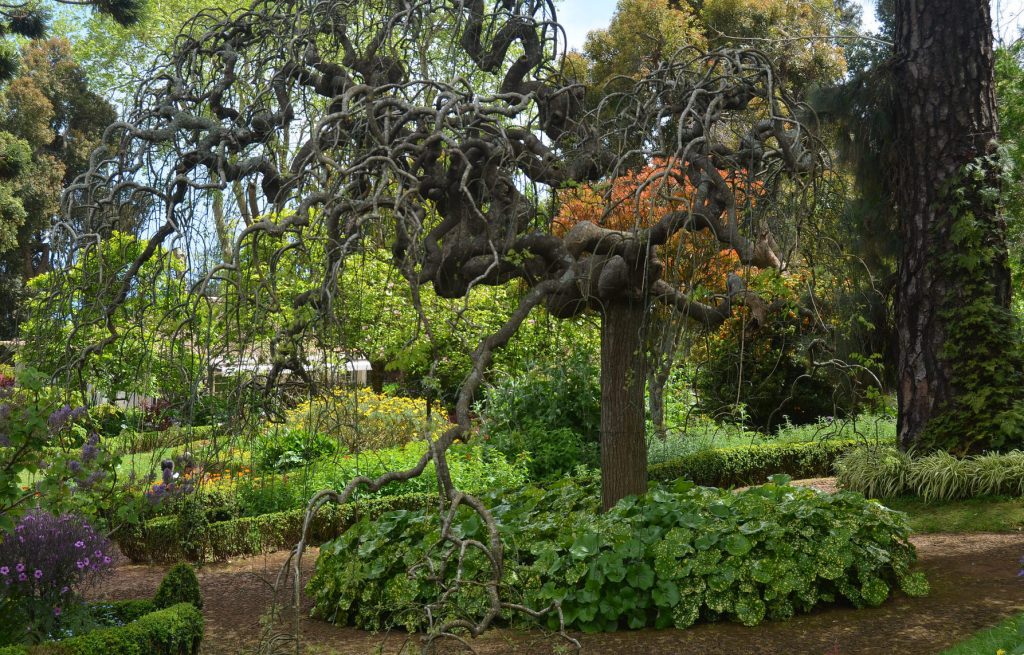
[307,476,928,632]
[153,564,202,611]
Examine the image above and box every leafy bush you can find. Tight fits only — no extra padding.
[254,428,335,471]
[836,446,1024,501]
[287,389,440,452]
[648,438,880,488]
[477,350,600,479]
[307,477,928,632]
[88,405,127,438]
[0,511,117,645]
[693,294,857,431]
[234,441,527,515]
[153,564,202,611]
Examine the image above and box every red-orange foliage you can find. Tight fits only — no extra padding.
[554,159,753,293]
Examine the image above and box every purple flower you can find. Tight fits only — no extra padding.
[93,550,102,558]
[47,405,72,432]
[68,460,81,474]
[74,541,84,549]
[53,607,61,617]
[33,569,42,579]
[76,561,85,570]
[15,563,24,572]
[17,573,26,581]
[102,556,111,565]
[81,443,99,463]
[0,566,7,575]
[0,403,11,421]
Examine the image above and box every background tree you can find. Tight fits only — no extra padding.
[0,39,116,338]
[891,0,1024,453]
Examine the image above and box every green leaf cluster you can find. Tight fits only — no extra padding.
[923,155,1024,454]
[307,476,927,633]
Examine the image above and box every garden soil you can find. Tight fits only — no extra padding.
[91,481,1024,655]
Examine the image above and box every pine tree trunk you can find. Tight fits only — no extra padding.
[893,0,1014,450]
[600,301,649,511]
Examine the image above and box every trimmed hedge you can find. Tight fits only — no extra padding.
[154,565,202,610]
[0,603,202,655]
[118,491,437,563]
[648,438,880,488]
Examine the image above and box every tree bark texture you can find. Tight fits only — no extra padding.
[892,0,1012,450]
[600,301,649,511]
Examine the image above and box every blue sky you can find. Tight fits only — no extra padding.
[556,0,1024,51]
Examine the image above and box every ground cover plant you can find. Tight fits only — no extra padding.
[308,476,928,633]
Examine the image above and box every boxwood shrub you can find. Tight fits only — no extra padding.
[307,476,928,632]
[648,438,879,488]
[118,492,437,563]
[0,603,202,655]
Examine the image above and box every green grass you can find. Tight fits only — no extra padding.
[939,612,1024,655]
[884,495,1024,533]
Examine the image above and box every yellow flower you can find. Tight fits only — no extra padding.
[996,650,1006,655]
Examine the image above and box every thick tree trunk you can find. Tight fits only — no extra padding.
[893,0,1014,450]
[600,301,649,511]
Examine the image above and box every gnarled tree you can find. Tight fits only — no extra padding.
[61,0,821,511]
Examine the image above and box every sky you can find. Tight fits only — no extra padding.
[556,0,1024,51]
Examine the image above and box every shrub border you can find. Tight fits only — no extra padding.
[648,438,882,488]
[0,603,202,655]
[118,491,437,563]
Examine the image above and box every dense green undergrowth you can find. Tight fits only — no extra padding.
[308,476,928,633]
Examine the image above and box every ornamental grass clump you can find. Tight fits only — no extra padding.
[0,509,117,644]
[836,445,1024,500]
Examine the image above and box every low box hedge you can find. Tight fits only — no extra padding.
[648,438,882,488]
[0,603,202,655]
[108,426,216,455]
[119,491,437,563]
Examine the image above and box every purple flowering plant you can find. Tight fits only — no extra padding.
[0,510,116,644]
[0,368,141,535]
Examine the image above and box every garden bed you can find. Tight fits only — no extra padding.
[90,531,1024,655]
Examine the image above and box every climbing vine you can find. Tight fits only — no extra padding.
[923,153,1024,454]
